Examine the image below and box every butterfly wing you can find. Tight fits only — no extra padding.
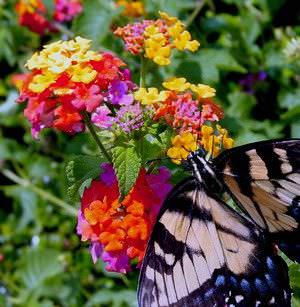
[213,139,300,262]
[138,178,291,307]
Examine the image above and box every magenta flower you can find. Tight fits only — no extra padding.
[91,106,113,129]
[54,0,82,22]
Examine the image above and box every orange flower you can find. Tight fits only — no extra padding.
[77,163,172,272]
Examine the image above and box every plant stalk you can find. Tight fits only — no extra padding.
[1,169,77,216]
[83,111,112,163]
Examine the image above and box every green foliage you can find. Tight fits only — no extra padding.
[112,143,141,200]
[1,0,300,305]
[66,155,104,201]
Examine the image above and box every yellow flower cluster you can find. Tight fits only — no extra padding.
[25,37,102,93]
[201,125,234,158]
[144,12,200,66]
[167,132,198,164]
[167,126,234,164]
[134,77,216,105]
[116,0,145,17]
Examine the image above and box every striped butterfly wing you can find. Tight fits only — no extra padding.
[138,178,291,307]
[214,139,300,262]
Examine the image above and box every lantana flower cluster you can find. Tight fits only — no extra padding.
[16,0,82,35]
[114,11,200,65]
[18,37,138,138]
[115,0,145,18]
[77,164,172,272]
[135,77,222,134]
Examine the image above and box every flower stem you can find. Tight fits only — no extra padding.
[1,169,77,217]
[140,55,147,87]
[83,111,112,163]
[52,21,75,39]
[186,0,206,28]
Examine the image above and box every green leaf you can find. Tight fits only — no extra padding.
[112,145,141,200]
[3,186,38,232]
[227,91,256,119]
[281,106,300,121]
[135,134,164,163]
[196,49,246,84]
[43,0,55,17]
[291,119,300,138]
[72,0,116,48]
[279,88,300,110]
[65,155,104,201]
[85,289,137,307]
[19,248,63,289]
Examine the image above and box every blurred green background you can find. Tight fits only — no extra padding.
[0,0,300,306]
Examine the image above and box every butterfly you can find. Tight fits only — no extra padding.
[138,138,300,307]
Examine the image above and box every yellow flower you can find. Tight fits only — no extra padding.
[28,72,57,93]
[201,125,214,137]
[162,77,190,92]
[159,11,178,26]
[25,52,48,70]
[144,25,160,37]
[53,88,74,96]
[63,36,91,54]
[201,125,234,157]
[69,64,97,84]
[47,52,72,74]
[144,38,171,66]
[216,125,234,149]
[190,84,216,98]
[167,132,198,164]
[134,88,168,105]
[168,21,185,39]
[173,31,200,52]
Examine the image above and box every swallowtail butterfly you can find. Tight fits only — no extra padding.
[138,139,300,307]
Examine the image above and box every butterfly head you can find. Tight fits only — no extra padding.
[186,149,223,193]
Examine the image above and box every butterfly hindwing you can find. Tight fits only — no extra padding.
[138,178,291,307]
[213,139,300,262]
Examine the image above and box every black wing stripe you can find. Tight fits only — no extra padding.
[255,145,283,178]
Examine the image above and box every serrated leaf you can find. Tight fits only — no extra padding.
[19,249,63,289]
[66,155,104,201]
[72,0,116,48]
[112,145,141,200]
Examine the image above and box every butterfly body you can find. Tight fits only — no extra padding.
[138,139,300,307]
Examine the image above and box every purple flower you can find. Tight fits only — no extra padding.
[239,71,267,94]
[115,103,144,133]
[108,80,134,106]
[100,163,116,186]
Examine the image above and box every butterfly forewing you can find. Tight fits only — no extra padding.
[214,139,300,262]
[138,178,291,307]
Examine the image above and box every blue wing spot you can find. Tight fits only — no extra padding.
[264,273,277,291]
[240,279,252,295]
[254,278,269,295]
[215,275,226,287]
[266,257,275,270]
[229,276,238,288]
[204,288,214,299]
